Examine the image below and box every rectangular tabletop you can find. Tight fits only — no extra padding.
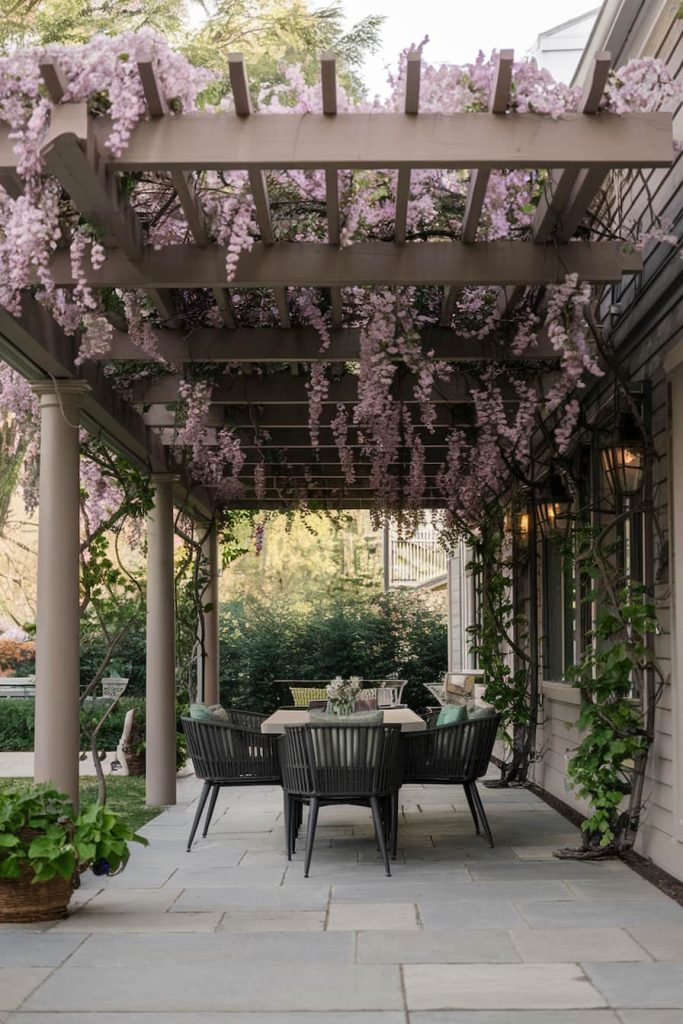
[261,708,426,734]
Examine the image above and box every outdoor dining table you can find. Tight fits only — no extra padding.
[260,707,427,734]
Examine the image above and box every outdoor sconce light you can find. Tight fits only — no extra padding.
[514,511,530,547]
[535,472,572,540]
[600,411,646,498]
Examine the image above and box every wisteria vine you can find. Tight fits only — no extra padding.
[0,31,679,530]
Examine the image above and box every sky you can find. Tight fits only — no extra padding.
[339,0,600,96]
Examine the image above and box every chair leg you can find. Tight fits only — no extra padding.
[304,797,319,878]
[391,789,399,860]
[469,781,494,848]
[202,784,221,838]
[283,790,292,860]
[463,781,481,835]
[370,796,391,877]
[187,781,212,852]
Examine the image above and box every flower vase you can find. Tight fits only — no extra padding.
[329,697,355,717]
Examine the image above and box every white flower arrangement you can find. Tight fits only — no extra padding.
[327,676,362,703]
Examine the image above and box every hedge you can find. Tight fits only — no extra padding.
[0,697,146,751]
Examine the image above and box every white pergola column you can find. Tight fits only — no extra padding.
[198,523,220,707]
[146,474,179,807]
[31,381,89,807]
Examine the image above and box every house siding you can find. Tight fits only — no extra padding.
[534,1,683,876]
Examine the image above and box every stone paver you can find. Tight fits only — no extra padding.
[403,963,607,1010]
[409,1014,619,1023]
[0,933,87,967]
[0,970,52,1012]
[8,1016,405,1024]
[22,964,403,1013]
[0,774,681,1020]
[625,926,683,961]
[516,900,683,930]
[356,927,520,963]
[217,909,325,931]
[510,928,651,963]
[617,1013,683,1023]
[327,901,419,930]
[582,964,683,1009]
[67,931,353,966]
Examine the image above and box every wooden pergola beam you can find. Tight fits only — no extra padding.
[42,102,143,260]
[101,324,557,363]
[461,49,514,244]
[220,445,457,463]
[138,54,210,247]
[394,50,421,245]
[45,239,642,289]
[132,371,555,405]
[210,288,237,329]
[229,53,292,330]
[145,402,473,429]
[532,52,613,243]
[221,497,449,509]
[70,109,673,173]
[321,51,343,327]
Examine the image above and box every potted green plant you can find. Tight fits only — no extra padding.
[0,785,148,922]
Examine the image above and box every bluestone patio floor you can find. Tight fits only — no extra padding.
[2,773,683,1023]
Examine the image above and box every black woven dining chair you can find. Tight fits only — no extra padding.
[402,711,501,847]
[280,723,402,877]
[181,711,281,851]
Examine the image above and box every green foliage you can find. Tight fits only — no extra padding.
[0,776,161,833]
[0,697,145,751]
[219,587,447,713]
[0,784,147,882]
[0,0,187,48]
[0,1,383,99]
[0,698,36,750]
[566,526,657,848]
[184,1,383,99]
[467,515,531,728]
[2,696,187,771]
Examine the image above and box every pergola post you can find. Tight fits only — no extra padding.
[31,380,90,807]
[198,522,220,706]
[146,473,179,807]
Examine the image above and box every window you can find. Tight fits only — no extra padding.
[542,539,575,681]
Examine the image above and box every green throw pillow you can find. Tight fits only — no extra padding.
[189,702,229,722]
[436,705,468,727]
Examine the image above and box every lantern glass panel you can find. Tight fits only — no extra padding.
[600,444,644,497]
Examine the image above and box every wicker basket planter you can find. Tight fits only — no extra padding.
[0,866,73,922]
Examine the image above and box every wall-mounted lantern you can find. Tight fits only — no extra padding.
[536,471,573,540]
[600,411,646,499]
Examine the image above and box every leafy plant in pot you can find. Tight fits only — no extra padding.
[0,785,148,922]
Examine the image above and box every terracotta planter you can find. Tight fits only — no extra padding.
[0,867,73,923]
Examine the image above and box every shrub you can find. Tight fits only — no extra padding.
[1,697,187,771]
[218,589,447,713]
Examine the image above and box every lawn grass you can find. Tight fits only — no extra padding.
[0,776,161,833]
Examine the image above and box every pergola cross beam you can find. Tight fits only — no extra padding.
[532,51,613,243]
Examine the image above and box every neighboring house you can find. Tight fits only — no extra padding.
[383,516,477,682]
[527,8,600,83]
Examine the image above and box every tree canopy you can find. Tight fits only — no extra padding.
[0,0,384,94]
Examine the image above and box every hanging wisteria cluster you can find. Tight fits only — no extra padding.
[0,31,680,530]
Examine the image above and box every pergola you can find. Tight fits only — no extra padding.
[0,47,673,808]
